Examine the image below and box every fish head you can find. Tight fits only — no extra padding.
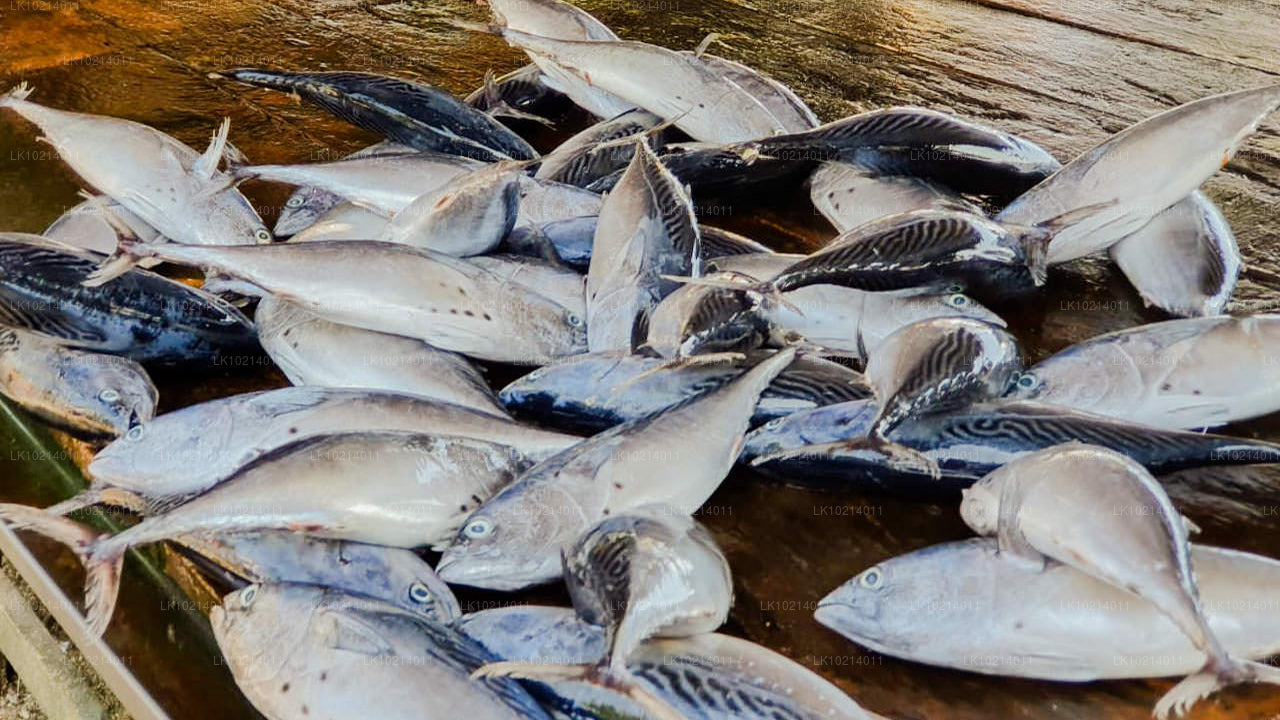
[958,476,1001,535]
[188,188,273,245]
[815,547,965,654]
[57,353,157,437]
[88,395,239,488]
[333,543,462,624]
[436,481,579,591]
[275,186,338,237]
[497,354,613,410]
[210,584,320,686]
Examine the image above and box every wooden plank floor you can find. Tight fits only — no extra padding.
[3,1,1280,719]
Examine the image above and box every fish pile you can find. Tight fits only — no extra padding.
[0,0,1279,718]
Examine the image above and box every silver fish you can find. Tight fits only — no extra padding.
[959,443,1280,717]
[514,175,604,226]
[587,141,700,352]
[535,108,666,187]
[285,201,388,243]
[468,255,587,318]
[809,162,982,233]
[460,605,889,720]
[210,584,551,720]
[378,161,524,256]
[437,347,797,590]
[818,540,1280,707]
[77,386,578,508]
[1108,191,1241,317]
[643,273,768,358]
[44,196,166,255]
[997,84,1280,264]
[1011,314,1280,430]
[94,240,588,364]
[492,28,815,142]
[707,253,1007,361]
[274,141,414,237]
[174,532,460,622]
[475,504,732,720]
[0,325,155,438]
[235,152,482,215]
[484,0,635,119]
[254,297,506,417]
[0,85,269,245]
[1,430,527,635]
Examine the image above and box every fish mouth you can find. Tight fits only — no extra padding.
[436,551,557,592]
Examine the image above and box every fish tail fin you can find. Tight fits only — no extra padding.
[472,662,691,720]
[0,82,33,107]
[0,504,123,637]
[1154,657,1280,718]
[83,238,149,287]
[194,117,232,179]
[43,491,103,517]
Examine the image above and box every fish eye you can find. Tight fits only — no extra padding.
[464,517,494,539]
[285,196,304,208]
[254,228,273,243]
[98,388,121,403]
[407,582,432,605]
[764,417,785,430]
[948,294,969,307]
[565,312,583,328]
[945,283,964,294]
[125,424,147,441]
[239,585,258,608]
[858,566,884,590]
[525,368,545,381]
[1017,373,1038,389]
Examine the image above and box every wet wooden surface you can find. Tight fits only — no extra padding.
[3,1,1280,719]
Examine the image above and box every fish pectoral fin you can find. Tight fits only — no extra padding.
[316,608,395,657]
[1181,514,1202,536]
[473,662,693,720]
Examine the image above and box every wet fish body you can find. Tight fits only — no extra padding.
[809,162,983,232]
[0,326,156,438]
[0,234,257,363]
[211,584,551,720]
[379,161,523,256]
[222,69,537,162]
[254,297,506,416]
[535,108,666,187]
[44,196,166,255]
[274,140,414,237]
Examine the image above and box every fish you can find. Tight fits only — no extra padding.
[464,63,571,120]
[1009,314,1280,430]
[90,240,588,364]
[535,108,667,187]
[484,0,635,119]
[959,443,1280,717]
[73,386,579,512]
[585,142,811,197]
[839,318,1022,476]
[751,209,1050,301]
[273,140,415,238]
[586,141,700,352]
[459,605,889,720]
[0,234,257,363]
[513,175,604,227]
[210,584,551,720]
[218,69,538,162]
[1,430,529,635]
[474,505,733,720]
[285,201,389,243]
[1108,191,1241,318]
[643,275,770,358]
[378,161,524,256]
[838,142,1062,202]
[468,254,588,318]
[437,347,797,590]
[43,196,166,255]
[997,84,1280,265]
[499,349,870,434]
[498,216,598,271]
[254,297,506,416]
[173,532,460,623]
[816,539,1280,697]
[0,85,270,247]
[698,226,773,258]
[0,325,156,438]
[231,152,482,215]
[808,162,983,233]
[741,399,1280,493]
[489,27,816,142]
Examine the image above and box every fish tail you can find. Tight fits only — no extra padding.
[472,662,692,720]
[0,504,124,637]
[0,82,33,107]
[83,239,154,287]
[1154,655,1280,718]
